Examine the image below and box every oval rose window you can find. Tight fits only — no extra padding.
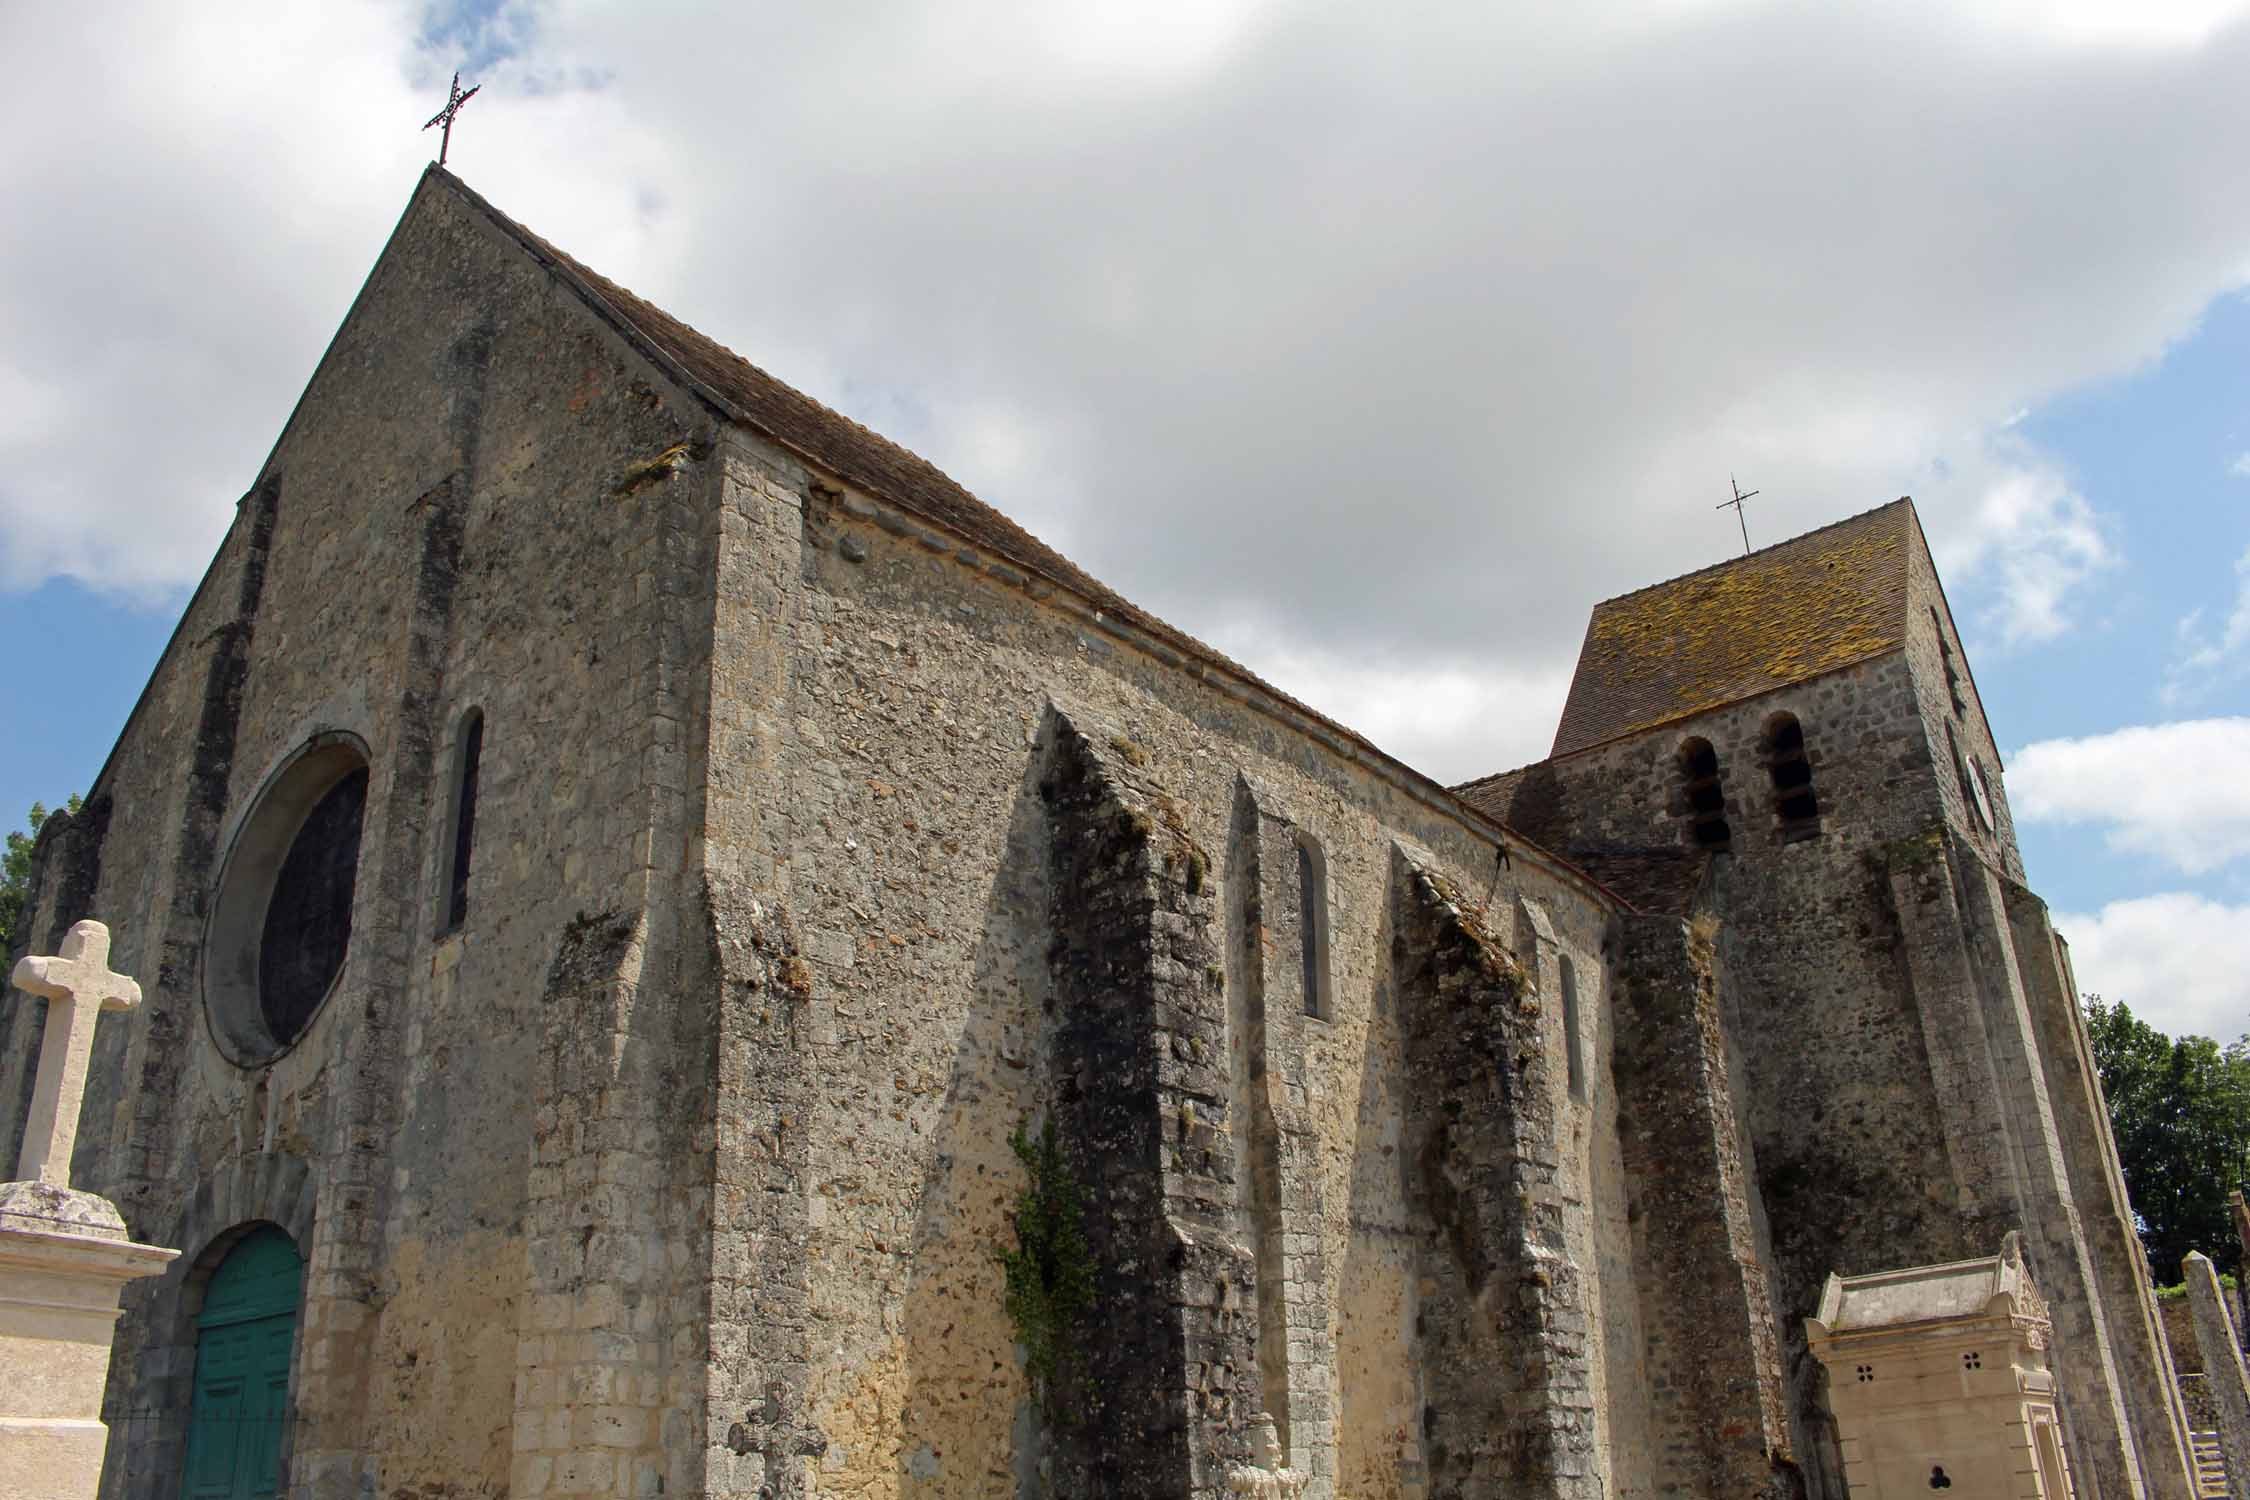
[205,735,370,1064]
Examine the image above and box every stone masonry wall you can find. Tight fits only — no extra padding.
[2006,883,2199,1500]
[1611,913,1798,1500]
[1883,828,2153,1500]
[1038,707,1258,1497]
[1389,846,1597,1500]
[1899,521,2026,883]
[1487,628,2184,1500]
[2183,1255,2250,1500]
[1500,655,1975,1500]
[8,165,1711,1500]
[2,173,726,1499]
[695,428,1646,1499]
[1228,777,1338,1497]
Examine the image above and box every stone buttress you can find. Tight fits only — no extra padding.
[1387,843,1598,1500]
[1037,706,1260,1497]
[1885,827,2162,1500]
[1612,913,1799,1500]
[1227,776,1338,1499]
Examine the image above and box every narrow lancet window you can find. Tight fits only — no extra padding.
[1559,954,1585,1102]
[1766,713,1820,839]
[442,711,484,933]
[1296,836,1333,1021]
[1932,608,1965,715]
[1679,738,1731,848]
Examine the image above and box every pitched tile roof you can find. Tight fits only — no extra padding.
[1549,498,1915,756]
[438,169,1168,654]
[1562,850,1712,917]
[1454,763,1566,847]
[426,169,1635,910]
[1451,764,1710,915]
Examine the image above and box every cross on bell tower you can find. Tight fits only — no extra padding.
[1717,475,1759,556]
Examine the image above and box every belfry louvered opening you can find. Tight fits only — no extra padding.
[1765,713,1820,840]
[1678,737,1731,849]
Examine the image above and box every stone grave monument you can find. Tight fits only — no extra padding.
[0,920,177,1500]
[1805,1233,2078,1500]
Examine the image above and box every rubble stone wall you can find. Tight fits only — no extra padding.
[1485,625,2190,1500]
[1,177,726,1500]
[1612,914,1797,1500]
[1388,848,1598,1500]
[700,432,1658,1499]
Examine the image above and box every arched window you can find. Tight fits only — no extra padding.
[440,710,484,934]
[1678,738,1731,848]
[1296,834,1333,1021]
[1765,713,1820,839]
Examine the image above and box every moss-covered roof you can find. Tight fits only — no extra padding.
[1550,499,1914,755]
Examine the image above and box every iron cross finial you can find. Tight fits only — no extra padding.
[1717,475,1759,556]
[423,71,481,168]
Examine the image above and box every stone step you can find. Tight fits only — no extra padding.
[2189,1431,2228,1500]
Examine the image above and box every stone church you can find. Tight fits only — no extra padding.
[0,166,2202,1500]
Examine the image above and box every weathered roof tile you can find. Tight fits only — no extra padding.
[1550,499,1914,755]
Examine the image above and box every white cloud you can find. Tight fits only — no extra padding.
[1924,443,2115,650]
[2163,545,2250,701]
[1986,0,2250,45]
[5,0,2250,774]
[2230,451,2250,477]
[1203,621,1574,783]
[2055,893,2250,1042]
[2011,718,2250,874]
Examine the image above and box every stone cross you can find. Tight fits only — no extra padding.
[8,921,141,1189]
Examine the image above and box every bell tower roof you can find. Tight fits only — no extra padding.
[1550,497,1917,755]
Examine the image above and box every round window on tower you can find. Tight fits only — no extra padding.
[205,733,371,1065]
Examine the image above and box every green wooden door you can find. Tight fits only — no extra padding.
[182,1226,301,1500]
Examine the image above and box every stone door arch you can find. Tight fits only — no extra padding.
[117,1153,314,1500]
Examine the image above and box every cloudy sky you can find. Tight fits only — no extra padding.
[1,0,2245,1040]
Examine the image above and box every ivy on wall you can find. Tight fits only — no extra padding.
[1001,1118,1096,1421]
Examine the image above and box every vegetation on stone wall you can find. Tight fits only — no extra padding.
[2154,1273,2238,1301]
[0,797,79,955]
[2082,996,2250,1280]
[1000,1118,1096,1421]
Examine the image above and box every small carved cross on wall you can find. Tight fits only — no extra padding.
[724,1385,828,1488]
[9,920,142,1188]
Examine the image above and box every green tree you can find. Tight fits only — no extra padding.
[2082,995,2250,1282]
[0,796,81,957]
